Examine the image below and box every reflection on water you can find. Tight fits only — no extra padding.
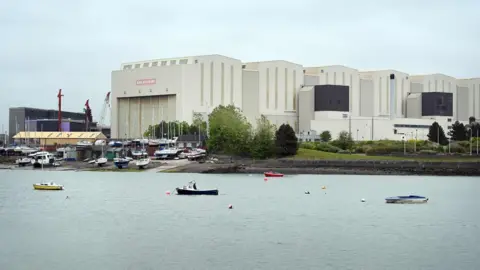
[0,171,479,270]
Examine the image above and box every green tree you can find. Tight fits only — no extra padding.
[427,121,448,145]
[189,112,207,135]
[275,124,298,157]
[331,131,354,150]
[207,105,252,155]
[320,130,332,142]
[250,115,276,159]
[179,121,190,135]
[448,121,467,141]
[469,116,476,125]
[467,122,480,139]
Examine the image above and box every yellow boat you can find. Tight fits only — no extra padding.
[33,182,64,190]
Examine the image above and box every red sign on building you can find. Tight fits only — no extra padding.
[136,79,156,85]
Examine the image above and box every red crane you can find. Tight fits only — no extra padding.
[57,89,64,131]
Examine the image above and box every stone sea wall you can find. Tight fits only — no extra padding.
[193,158,480,176]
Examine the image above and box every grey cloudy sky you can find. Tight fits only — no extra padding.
[1,0,479,131]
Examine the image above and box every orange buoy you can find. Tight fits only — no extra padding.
[165,190,171,195]
[264,177,268,181]
[228,204,233,209]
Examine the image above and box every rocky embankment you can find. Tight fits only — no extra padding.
[170,157,480,176]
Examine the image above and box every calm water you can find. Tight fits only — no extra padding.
[0,171,479,270]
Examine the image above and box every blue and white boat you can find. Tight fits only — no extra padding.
[385,195,428,204]
[113,157,130,169]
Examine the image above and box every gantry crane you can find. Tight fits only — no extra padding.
[98,92,111,127]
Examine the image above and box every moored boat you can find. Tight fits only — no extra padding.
[16,157,32,166]
[113,158,130,169]
[385,195,428,204]
[95,157,108,167]
[33,182,64,190]
[264,171,284,177]
[175,181,218,196]
[31,151,60,168]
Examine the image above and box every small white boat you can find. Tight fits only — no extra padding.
[154,147,183,160]
[14,145,39,155]
[30,151,61,168]
[148,139,161,147]
[136,157,151,169]
[131,150,146,158]
[385,195,429,204]
[76,140,93,146]
[94,140,106,146]
[95,157,108,167]
[16,157,32,166]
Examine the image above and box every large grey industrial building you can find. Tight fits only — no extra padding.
[110,54,480,140]
[8,107,90,143]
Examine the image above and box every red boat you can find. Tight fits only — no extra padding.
[264,171,284,177]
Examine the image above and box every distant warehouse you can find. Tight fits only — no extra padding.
[110,54,480,140]
[8,107,101,143]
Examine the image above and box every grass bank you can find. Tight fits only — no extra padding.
[292,148,480,162]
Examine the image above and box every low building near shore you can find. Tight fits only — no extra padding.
[13,131,107,146]
[176,135,206,148]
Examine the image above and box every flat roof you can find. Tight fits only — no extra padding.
[9,107,84,114]
[13,132,106,139]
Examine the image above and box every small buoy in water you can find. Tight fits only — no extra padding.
[361,198,366,202]
[65,196,69,199]
[305,191,310,194]
[264,177,268,181]
[165,191,171,195]
[321,186,326,189]
[228,204,233,209]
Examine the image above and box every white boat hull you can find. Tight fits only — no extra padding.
[136,158,151,169]
[95,157,108,167]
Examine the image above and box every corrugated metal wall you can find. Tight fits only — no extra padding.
[117,95,177,138]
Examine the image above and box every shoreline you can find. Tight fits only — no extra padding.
[158,159,480,176]
[1,157,480,176]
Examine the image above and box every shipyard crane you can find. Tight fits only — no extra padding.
[98,92,111,127]
[57,89,64,131]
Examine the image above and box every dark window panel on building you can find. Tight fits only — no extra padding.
[421,92,453,117]
[313,85,350,112]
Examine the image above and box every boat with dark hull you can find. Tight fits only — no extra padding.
[175,181,218,196]
[385,195,428,204]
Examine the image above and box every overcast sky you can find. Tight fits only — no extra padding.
[1,0,479,132]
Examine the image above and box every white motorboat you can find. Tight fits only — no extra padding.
[95,157,108,167]
[385,195,429,204]
[154,147,183,160]
[132,139,149,146]
[16,157,32,166]
[94,140,106,146]
[148,139,161,147]
[30,151,61,168]
[132,149,148,158]
[136,156,151,169]
[14,145,39,155]
[76,140,93,146]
